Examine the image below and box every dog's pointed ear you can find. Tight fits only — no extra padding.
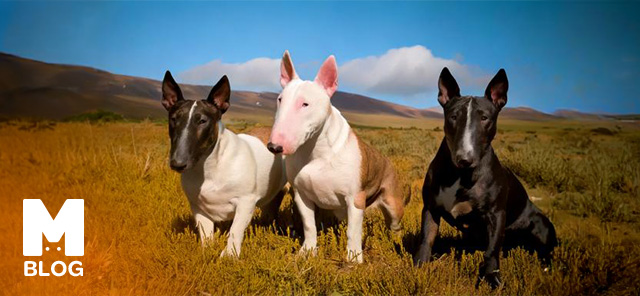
[485,69,508,110]
[437,67,460,107]
[162,71,184,110]
[280,50,298,88]
[314,55,338,98]
[207,75,231,114]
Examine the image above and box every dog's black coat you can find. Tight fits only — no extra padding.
[413,68,558,289]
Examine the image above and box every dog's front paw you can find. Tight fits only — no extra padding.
[298,245,318,257]
[476,267,502,290]
[413,256,427,267]
[220,247,239,258]
[346,250,363,264]
[484,271,502,289]
[413,248,432,267]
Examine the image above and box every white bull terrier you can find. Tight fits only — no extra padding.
[267,51,406,263]
[161,71,286,257]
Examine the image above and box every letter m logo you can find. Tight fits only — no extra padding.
[23,199,84,256]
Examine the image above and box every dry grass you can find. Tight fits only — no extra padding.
[0,119,639,295]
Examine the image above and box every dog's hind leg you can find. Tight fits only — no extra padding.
[529,212,558,265]
[379,191,403,233]
[379,171,405,233]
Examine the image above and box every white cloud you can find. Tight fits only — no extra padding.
[179,57,280,91]
[338,45,486,98]
[179,45,487,101]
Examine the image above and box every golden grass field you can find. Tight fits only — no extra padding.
[1,118,639,295]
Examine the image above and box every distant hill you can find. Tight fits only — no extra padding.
[554,109,605,120]
[0,52,166,119]
[1,52,630,126]
[0,52,442,123]
[502,107,558,121]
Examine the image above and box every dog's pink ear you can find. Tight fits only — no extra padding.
[280,50,298,88]
[314,55,338,97]
[437,67,460,107]
[485,69,509,110]
[207,75,231,114]
[162,70,184,110]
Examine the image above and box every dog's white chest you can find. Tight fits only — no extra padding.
[182,174,237,221]
[436,179,461,212]
[290,155,359,210]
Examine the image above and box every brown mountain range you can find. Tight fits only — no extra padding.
[0,52,612,126]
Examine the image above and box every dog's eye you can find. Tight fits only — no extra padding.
[450,115,457,121]
[199,119,207,125]
[481,116,488,121]
[278,97,282,103]
[302,103,309,107]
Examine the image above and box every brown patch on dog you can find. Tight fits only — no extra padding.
[354,132,405,228]
[356,133,386,204]
[354,191,367,210]
[450,201,473,219]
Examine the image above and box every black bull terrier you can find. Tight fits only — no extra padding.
[413,68,558,289]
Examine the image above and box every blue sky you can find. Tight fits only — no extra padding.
[1,1,638,114]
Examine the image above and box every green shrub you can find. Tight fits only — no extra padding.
[64,109,126,123]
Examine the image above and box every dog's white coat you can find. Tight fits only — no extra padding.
[288,105,365,263]
[181,122,286,257]
[272,69,367,262]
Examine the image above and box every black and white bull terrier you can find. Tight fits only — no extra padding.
[413,67,558,289]
[162,71,286,257]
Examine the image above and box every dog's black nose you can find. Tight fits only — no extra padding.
[170,160,188,172]
[456,155,473,168]
[267,142,283,154]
